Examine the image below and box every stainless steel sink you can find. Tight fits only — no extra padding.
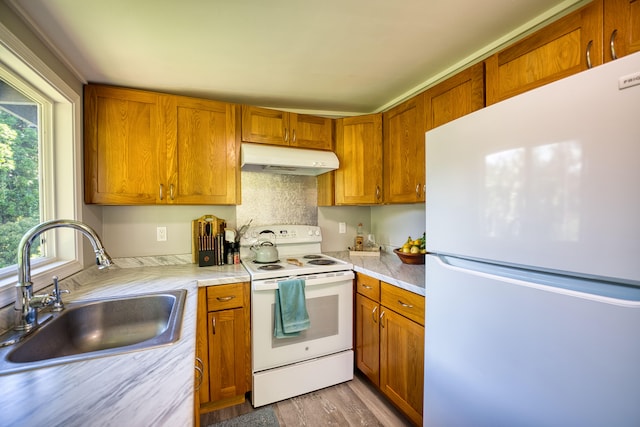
[0,289,186,374]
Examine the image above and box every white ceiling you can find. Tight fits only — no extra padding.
[9,0,583,115]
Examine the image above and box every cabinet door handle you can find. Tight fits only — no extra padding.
[372,305,378,323]
[211,316,216,335]
[292,129,296,143]
[194,357,204,390]
[586,40,593,69]
[169,184,175,200]
[398,299,414,309]
[284,127,289,143]
[415,184,421,197]
[379,310,385,328]
[375,185,381,201]
[159,184,164,200]
[216,295,236,302]
[361,284,373,290]
[610,29,618,61]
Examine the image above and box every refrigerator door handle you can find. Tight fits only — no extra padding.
[434,254,640,307]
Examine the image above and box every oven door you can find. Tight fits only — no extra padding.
[251,271,354,372]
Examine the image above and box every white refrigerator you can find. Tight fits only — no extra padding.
[424,52,640,427]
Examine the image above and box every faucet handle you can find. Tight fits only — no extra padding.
[51,276,69,312]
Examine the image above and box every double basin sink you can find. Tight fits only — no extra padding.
[0,289,187,375]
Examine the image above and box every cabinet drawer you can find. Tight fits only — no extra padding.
[207,283,244,311]
[356,273,380,301]
[381,282,425,326]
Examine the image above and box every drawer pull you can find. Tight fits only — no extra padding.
[398,299,414,309]
[372,306,378,323]
[361,284,373,290]
[211,317,216,334]
[379,310,385,328]
[216,295,236,302]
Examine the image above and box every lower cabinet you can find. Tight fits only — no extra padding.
[195,282,251,424]
[355,273,425,426]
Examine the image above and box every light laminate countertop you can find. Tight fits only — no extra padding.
[0,261,249,427]
[327,250,425,296]
[0,251,421,427]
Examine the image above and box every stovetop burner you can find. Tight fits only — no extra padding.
[258,264,284,271]
[303,254,323,259]
[307,259,336,265]
[253,259,280,264]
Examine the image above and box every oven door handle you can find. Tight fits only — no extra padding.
[253,271,355,291]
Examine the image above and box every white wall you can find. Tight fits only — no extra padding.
[371,204,426,251]
[318,206,372,252]
[101,205,236,258]
[99,185,426,258]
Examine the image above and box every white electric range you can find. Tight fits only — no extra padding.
[239,224,355,407]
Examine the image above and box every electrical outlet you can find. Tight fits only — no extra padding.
[157,226,167,241]
[339,222,346,234]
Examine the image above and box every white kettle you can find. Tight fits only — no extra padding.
[250,240,279,263]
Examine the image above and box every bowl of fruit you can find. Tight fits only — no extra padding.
[394,233,427,265]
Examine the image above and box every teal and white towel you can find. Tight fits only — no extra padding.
[274,278,310,338]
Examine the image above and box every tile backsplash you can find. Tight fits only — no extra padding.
[237,172,318,227]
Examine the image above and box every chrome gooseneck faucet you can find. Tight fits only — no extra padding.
[15,219,113,331]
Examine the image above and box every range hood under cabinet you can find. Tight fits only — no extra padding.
[241,143,339,176]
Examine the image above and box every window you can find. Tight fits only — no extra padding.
[0,75,44,270]
[0,28,84,308]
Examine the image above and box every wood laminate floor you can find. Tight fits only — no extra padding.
[201,371,414,426]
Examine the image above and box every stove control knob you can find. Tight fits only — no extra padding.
[307,229,313,236]
[315,229,321,236]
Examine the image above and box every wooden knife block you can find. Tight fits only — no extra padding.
[192,215,226,264]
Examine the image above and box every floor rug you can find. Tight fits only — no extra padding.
[207,406,279,427]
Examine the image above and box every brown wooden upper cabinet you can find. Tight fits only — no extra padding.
[604,0,640,62]
[485,0,604,105]
[334,114,383,205]
[84,85,167,204]
[171,96,241,205]
[241,105,333,150]
[424,62,485,131]
[84,84,240,205]
[383,96,425,204]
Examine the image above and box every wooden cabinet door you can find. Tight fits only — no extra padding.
[335,114,383,205]
[424,62,485,131]
[383,96,425,203]
[604,0,640,61]
[241,106,333,149]
[207,308,246,402]
[380,308,424,426]
[289,113,333,150]
[84,85,167,204]
[355,293,380,386]
[485,0,603,105]
[170,96,240,204]
[241,105,288,145]
[196,288,211,405]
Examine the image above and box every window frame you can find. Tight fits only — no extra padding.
[0,23,86,309]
